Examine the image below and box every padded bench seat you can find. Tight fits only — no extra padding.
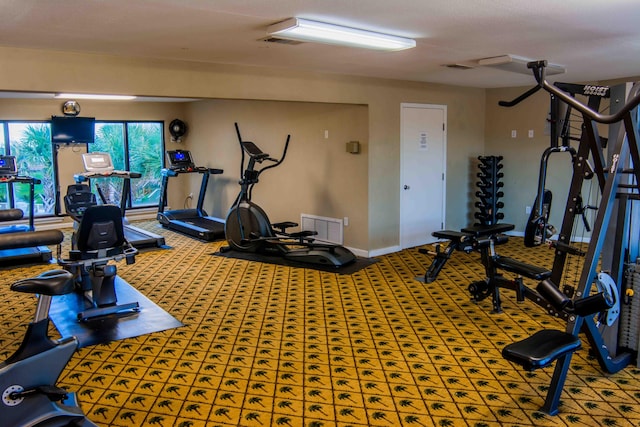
[502,329,581,371]
[461,223,515,237]
[494,255,552,280]
[432,230,470,242]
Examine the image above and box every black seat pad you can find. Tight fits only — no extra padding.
[502,329,581,371]
[461,223,515,237]
[432,230,469,242]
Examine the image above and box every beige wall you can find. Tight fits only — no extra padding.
[0,47,486,253]
[180,99,369,249]
[484,87,563,232]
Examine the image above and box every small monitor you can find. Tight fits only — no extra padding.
[167,150,195,170]
[0,155,17,176]
[82,152,114,172]
[51,116,96,144]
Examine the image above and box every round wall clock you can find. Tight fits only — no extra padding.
[62,100,81,116]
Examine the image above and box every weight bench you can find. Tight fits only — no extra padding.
[485,255,552,311]
[461,224,553,313]
[419,230,474,283]
[419,223,556,313]
[501,280,613,415]
[419,223,515,283]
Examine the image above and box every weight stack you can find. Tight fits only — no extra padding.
[619,260,640,365]
[474,155,505,226]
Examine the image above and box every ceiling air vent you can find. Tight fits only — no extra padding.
[260,37,304,45]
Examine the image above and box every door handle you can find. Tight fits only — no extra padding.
[403,185,410,190]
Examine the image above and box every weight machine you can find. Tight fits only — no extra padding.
[420,61,640,415]
[502,61,640,414]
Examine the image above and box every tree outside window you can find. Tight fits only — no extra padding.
[90,121,164,208]
[6,122,55,215]
[0,119,164,218]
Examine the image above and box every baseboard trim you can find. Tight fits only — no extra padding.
[368,246,401,257]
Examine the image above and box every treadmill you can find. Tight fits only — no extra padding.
[74,152,166,249]
[157,149,225,241]
[0,155,55,263]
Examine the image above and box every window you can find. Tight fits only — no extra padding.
[0,119,164,218]
[90,121,164,208]
[1,121,55,216]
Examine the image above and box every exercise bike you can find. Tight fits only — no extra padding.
[0,232,97,426]
[222,123,356,268]
[60,184,139,322]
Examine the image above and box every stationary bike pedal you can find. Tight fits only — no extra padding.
[9,385,68,402]
[37,385,69,401]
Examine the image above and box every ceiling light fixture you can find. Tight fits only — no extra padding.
[54,93,137,100]
[478,55,566,76]
[267,18,416,51]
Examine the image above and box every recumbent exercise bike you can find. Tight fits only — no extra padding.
[60,184,139,322]
[0,230,97,426]
[222,123,356,268]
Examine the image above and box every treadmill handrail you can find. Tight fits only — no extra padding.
[74,170,142,182]
[161,167,222,176]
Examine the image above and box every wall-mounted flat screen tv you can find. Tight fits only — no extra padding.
[51,116,96,144]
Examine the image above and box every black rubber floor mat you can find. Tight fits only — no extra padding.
[213,249,377,274]
[50,277,183,348]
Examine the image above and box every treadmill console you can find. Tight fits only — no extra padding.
[167,150,196,171]
[82,152,115,173]
[0,156,17,177]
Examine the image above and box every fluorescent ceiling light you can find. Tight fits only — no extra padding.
[55,93,137,100]
[267,18,416,51]
[478,55,566,76]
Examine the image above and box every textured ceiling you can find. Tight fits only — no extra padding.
[1,0,639,88]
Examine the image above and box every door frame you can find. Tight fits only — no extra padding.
[399,102,447,249]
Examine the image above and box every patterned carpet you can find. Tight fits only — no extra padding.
[1,221,639,427]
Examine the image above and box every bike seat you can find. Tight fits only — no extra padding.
[502,329,581,371]
[10,270,74,296]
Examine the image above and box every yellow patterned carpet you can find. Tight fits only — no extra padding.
[1,221,639,427]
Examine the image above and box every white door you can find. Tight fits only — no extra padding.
[400,103,446,249]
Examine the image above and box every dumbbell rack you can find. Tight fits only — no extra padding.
[474,155,505,226]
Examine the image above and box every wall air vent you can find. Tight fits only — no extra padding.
[260,37,304,45]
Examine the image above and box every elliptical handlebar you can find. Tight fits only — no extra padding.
[528,60,640,124]
[234,122,291,181]
[256,135,290,176]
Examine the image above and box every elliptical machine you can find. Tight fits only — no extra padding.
[0,232,97,426]
[222,123,356,268]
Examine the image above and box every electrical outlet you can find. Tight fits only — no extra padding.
[343,216,349,226]
[525,206,531,214]
[188,192,193,198]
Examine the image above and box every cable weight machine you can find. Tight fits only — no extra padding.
[499,61,640,415]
